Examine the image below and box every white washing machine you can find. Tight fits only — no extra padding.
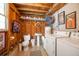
[43,35,56,56]
[57,38,79,56]
[44,26,56,56]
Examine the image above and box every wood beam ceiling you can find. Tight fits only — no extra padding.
[47,3,66,16]
[14,3,53,9]
[14,3,66,17]
[14,3,50,11]
[51,3,66,12]
[14,3,53,17]
[17,8,48,13]
[21,13,45,18]
[20,12,45,16]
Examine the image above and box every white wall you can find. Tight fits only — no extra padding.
[52,3,79,32]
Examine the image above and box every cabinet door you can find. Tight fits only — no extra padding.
[31,21,36,38]
[35,21,45,36]
[26,21,32,35]
[35,22,41,33]
[41,22,45,36]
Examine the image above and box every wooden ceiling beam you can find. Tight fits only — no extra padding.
[20,12,45,16]
[9,3,20,16]
[47,3,66,16]
[14,3,52,9]
[51,3,66,12]
[14,3,65,16]
[14,3,49,11]
[17,7,48,13]
[21,13,45,18]
[14,3,54,16]
[19,10,46,14]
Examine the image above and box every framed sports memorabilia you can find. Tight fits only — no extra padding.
[66,11,76,29]
[58,11,65,25]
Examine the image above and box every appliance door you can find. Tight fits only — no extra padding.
[45,37,55,56]
[48,38,55,56]
[57,39,79,56]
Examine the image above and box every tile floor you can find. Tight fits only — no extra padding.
[8,45,47,56]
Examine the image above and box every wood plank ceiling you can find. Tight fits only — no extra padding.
[14,3,66,18]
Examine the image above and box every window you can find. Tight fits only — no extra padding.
[0,3,5,14]
[0,3,6,31]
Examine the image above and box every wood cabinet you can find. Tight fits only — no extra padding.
[26,21,32,35]
[23,20,46,38]
[31,21,36,38]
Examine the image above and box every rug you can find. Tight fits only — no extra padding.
[30,50,42,56]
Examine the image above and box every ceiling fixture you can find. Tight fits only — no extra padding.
[20,16,45,21]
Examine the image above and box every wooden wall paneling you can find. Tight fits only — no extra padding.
[9,3,20,16]
[31,20,36,38]
[26,20,32,35]
[40,21,43,34]
[9,7,16,48]
[8,8,14,48]
[20,20,27,37]
[17,20,24,42]
[23,21,26,35]
[0,3,22,55]
[8,4,21,52]
[35,21,45,36]
[41,21,45,36]
[17,20,23,43]
[16,14,20,43]
[21,20,46,39]
[36,21,41,33]
[40,21,42,35]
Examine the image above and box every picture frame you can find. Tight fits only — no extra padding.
[12,20,20,33]
[58,11,65,25]
[0,31,6,51]
[66,11,76,29]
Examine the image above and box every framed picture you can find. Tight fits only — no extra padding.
[58,11,65,25]
[12,20,20,33]
[0,32,5,51]
[66,11,76,29]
